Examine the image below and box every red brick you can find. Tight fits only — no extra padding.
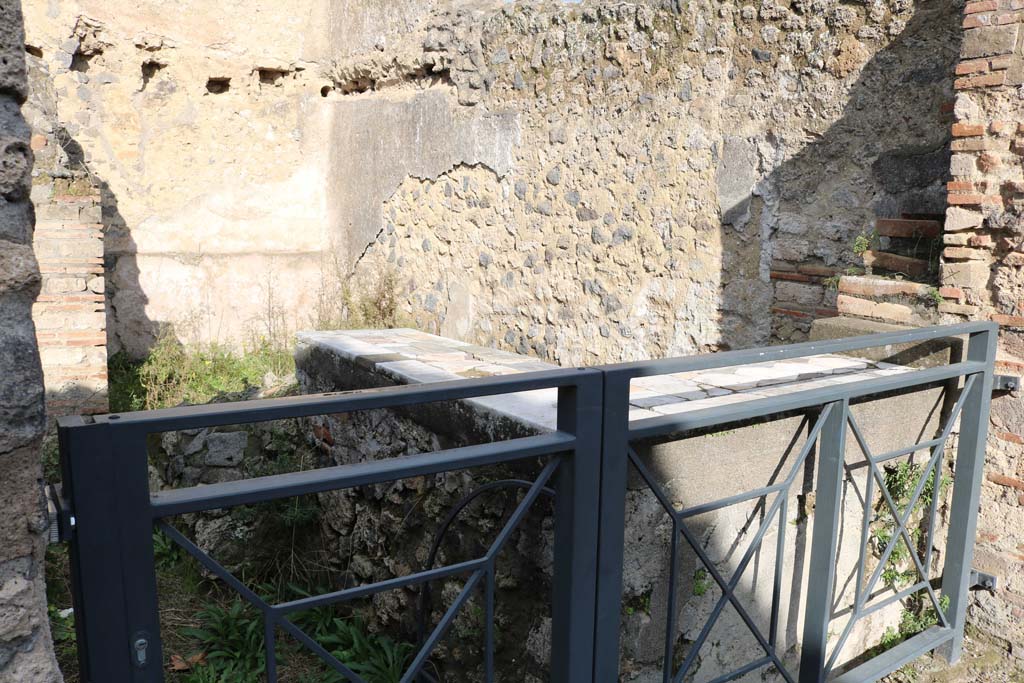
[955,72,1006,89]
[957,59,991,75]
[771,307,811,319]
[947,193,1002,206]
[770,271,813,283]
[965,0,997,13]
[939,286,965,300]
[948,181,977,192]
[875,218,941,238]
[993,313,1024,327]
[995,430,1024,445]
[963,13,993,28]
[952,137,1010,151]
[953,123,986,137]
[968,234,995,247]
[996,12,1024,24]
[988,473,1024,491]
[797,264,837,277]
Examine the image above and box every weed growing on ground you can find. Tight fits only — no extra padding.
[108,334,294,411]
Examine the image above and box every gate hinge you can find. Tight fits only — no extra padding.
[993,374,1020,393]
[970,569,999,591]
[44,483,75,543]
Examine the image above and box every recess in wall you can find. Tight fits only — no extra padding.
[206,77,230,94]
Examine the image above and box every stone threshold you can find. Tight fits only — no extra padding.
[297,328,916,432]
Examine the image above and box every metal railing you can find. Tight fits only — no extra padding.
[55,322,997,683]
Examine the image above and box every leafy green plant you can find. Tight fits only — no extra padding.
[823,274,841,291]
[852,231,875,257]
[109,333,295,412]
[692,569,712,597]
[286,586,413,683]
[48,604,77,664]
[924,287,944,307]
[182,601,269,682]
[154,528,182,571]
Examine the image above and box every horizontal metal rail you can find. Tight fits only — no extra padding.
[77,366,591,431]
[628,360,984,439]
[150,430,574,516]
[604,321,984,378]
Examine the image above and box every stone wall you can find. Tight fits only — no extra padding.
[935,0,1024,658]
[0,0,61,679]
[30,180,107,417]
[340,0,960,364]
[21,0,961,358]
[21,0,337,355]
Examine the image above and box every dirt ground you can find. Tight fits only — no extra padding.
[882,632,1024,683]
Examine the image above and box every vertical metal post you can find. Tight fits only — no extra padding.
[592,371,632,682]
[110,422,164,683]
[549,372,603,683]
[60,417,164,683]
[799,400,848,683]
[939,326,997,663]
[59,418,131,683]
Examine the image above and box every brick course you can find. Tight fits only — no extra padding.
[30,188,107,417]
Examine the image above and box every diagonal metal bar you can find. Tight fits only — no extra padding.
[483,459,560,563]
[157,522,273,614]
[401,570,484,683]
[673,517,796,683]
[852,375,974,608]
[826,418,945,674]
[633,406,832,683]
[704,655,773,683]
[278,616,369,682]
[825,381,974,673]
[275,558,488,615]
[636,408,830,682]
[849,380,967,606]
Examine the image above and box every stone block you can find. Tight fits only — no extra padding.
[946,206,985,231]
[203,431,249,467]
[941,260,991,289]
[962,25,1020,59]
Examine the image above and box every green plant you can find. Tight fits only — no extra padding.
[116,333,295,411]
[824,274,841,291]
[315,618,413,683]
[853,231,875,257]
[182,600,269,682]
[48,604,78,665]
[692,569,712,597]
[153,528,182,571]
[924,287,944,307]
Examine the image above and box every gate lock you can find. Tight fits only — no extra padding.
[131,632,151,668]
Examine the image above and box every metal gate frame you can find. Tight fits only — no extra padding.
[55,322,997,683]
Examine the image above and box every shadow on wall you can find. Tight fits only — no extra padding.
[55,128,162,357]
[717,0,961,349]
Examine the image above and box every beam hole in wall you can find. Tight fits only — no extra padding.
[69,49,93,73]
[320,84,333,98]
[25,44,42,58]
[256,68,288,87]
[205,77,230,94]
[140,60,165,90]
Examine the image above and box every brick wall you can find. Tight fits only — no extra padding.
[29,170,108,418]
[941,0,1024,657]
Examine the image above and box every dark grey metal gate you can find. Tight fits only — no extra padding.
[55,322,997,683]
